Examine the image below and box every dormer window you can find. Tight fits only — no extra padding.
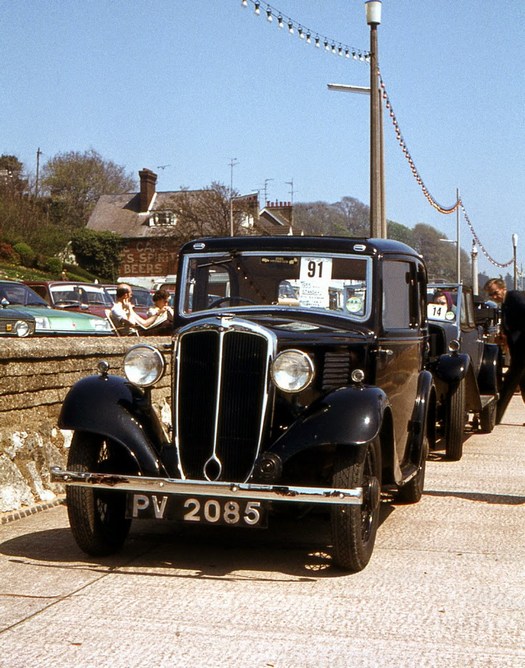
[148,211,177,226]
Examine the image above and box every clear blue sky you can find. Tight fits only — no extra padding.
[2,0,524,276]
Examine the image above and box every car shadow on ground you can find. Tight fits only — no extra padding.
[0,502,397,580]
[428,430,476,461]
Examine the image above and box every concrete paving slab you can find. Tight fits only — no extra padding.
[0,397,523,668]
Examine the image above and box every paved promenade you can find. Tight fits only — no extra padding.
[0,397,524,668]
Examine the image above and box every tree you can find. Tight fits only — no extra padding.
[160,182,238,245]
[332,197,370,236]
[0,155,27,197]
[41,149,136,228]
[293,201,349,236]
[70,229,123,281]
[387,221,414,246]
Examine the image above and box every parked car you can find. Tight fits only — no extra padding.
[0,280,112,336]
[0,300,35,337]
[24,281,114,319]
[52,236,435,572]
[426,283,502,460]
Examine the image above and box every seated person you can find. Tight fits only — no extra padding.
[110,283,160,335]
[148,289,174,319]
[145,289,174,334]
[433,289,456,314]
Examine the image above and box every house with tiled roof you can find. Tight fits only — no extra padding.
[87,168,301,285]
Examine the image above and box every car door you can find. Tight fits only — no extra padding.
[458,287,484,374]
[375,258,426,460]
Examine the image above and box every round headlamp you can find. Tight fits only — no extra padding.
[271,349,314,393]
[15,320,31,337]
[124,344,165,387]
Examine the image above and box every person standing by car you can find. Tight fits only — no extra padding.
[484,278,525,423]
[110,283,160,335]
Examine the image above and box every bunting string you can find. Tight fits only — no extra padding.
[378,69,514,268]
[240,1,514,270]
[241,0,370,61]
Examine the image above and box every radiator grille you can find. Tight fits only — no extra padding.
[176,326,270,482]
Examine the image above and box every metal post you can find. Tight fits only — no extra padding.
[471,242,478,295]
[512,234,518,289]
[35,147,42,198]
[456,188,461,283]
[229,158,238,236]
[366,1,382,238]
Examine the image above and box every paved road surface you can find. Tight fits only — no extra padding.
[1,397,524,668]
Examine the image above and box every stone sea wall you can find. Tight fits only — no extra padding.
[0,337,171,516]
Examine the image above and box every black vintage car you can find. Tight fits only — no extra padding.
[426,284,501,460]
[52,237,435,572]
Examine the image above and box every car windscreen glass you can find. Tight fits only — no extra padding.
[49,285,83,305]
[180,252,371,319]
[0,283,48,307]
[130,289,153,307]
[427,287,457,322]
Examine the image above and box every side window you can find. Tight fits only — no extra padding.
[461,291,476,330]
[382,261,411,330]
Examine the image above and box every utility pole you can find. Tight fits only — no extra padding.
[35,147,42,197]
[229,158,239,235]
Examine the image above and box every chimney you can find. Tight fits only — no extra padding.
[266,200,293,223]
[139,168,157,212]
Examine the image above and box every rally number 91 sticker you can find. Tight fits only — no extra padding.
[127,493,267,527]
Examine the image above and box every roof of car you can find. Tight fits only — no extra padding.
[180,236,422,258]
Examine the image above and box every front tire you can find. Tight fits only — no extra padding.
[330,439,382,572]
[444,379,466,461]
[66,432,131,556]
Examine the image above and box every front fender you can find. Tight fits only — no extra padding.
[433,352,470,384]
[58,374,168,477]
[477,343,501,395]
[268,385,389,463]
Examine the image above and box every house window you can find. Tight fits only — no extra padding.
[149,211,177,226]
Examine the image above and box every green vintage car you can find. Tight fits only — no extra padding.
[0,280,112,336]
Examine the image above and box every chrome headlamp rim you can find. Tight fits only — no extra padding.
[14,320,31,337]
[124,344,165,387]
[271,348,315,393]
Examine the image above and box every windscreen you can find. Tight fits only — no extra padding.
[180,251,371,319]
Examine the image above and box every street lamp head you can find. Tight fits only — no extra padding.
[365,1,382,25]
[512,233,518,248]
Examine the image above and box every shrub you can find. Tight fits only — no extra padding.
[13,242,35,267]
[0,242,20,264]
[45,257,63,276]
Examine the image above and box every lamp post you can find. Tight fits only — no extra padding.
[439,238,460,284]
[512,233,518,289]
[365,1,382,238]
[455,187,461,284]
[471,242,478,295]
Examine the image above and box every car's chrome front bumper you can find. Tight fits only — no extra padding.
[50,467,363,505]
